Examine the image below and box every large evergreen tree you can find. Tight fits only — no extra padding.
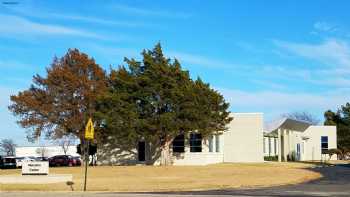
[97,43,232,165]
[9,49,107,142]
[324,103,350,150]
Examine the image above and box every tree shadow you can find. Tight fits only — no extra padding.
[97,141,138,165]
[97,140,164,165]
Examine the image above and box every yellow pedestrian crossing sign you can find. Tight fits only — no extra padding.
[84,118,94,140]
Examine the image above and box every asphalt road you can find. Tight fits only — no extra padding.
[1,164,350,197]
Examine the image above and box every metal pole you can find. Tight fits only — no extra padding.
[83,140,89,191]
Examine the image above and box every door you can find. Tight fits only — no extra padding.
[138,141,145,162]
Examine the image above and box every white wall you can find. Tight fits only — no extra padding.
[97,112,265,165]
[302,125,337,161]
[172,135,224,165]
[173,152,224,165]
[173,113,265,165]
[15,146,80,158]
[224,113,264,162]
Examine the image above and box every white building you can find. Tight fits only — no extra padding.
[264,118,337,161]
[172,113,264,165]
[97,112,337,165]
[15,113,337,165]
[97,113,264,165]
[15,145,80,158]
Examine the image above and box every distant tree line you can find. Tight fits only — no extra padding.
[8,43,232,165]
[282,111,320,125]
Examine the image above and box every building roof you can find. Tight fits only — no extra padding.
[264,117,312,133]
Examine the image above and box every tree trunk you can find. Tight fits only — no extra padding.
[160,139,172,166]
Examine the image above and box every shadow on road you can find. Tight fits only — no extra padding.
[112,163,350,196]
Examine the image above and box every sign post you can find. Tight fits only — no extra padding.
[83,117,94,191]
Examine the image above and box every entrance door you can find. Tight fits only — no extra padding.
[138,141,145,162]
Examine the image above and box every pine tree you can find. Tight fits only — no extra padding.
[324,104,350,150]
[98,43,232,165]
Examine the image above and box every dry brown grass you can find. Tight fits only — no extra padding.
[0,162,321,192]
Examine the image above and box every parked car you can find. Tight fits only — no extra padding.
[49,155,80,167]
[0,156,17,169]
[16,156,37,168]
[72,156,82,166]
[36,156,49,161]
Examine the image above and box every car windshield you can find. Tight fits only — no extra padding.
[4,158,16,163]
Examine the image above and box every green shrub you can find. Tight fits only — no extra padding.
[287,151,297,161]
[264,156,278,161]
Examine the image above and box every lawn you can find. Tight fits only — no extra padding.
[0,162,321,192]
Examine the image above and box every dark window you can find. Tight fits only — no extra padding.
[321,136,328,154]
[297,143,300,154]
[138,141,145,161]
[172,134,185,153]
[190,133,202,152]
[268,138,271,155]
[274,138,277,155]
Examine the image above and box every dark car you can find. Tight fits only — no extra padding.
[0,156,17,169]
[49,155,80,167]
[72,156,82,166]
[36,157,48,161]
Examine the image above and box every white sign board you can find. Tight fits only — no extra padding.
[22,161,49,175]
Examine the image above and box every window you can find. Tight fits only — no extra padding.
[297,143,300,154]
[190,133,202,152]
[208,136,213,152]
[138,141,145,161]
[321,136,328,154]
[274,138,277,155]
[172,134,185,153]
[215,135,220,152]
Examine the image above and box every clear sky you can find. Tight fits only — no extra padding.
[1,0,350,145]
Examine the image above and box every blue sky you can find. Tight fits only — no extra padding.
[1,0,350,145]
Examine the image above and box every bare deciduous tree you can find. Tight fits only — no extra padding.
[0,139,16,156]
[36,147,49,158]
[282,111,320,125]
[57,135,76,155]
